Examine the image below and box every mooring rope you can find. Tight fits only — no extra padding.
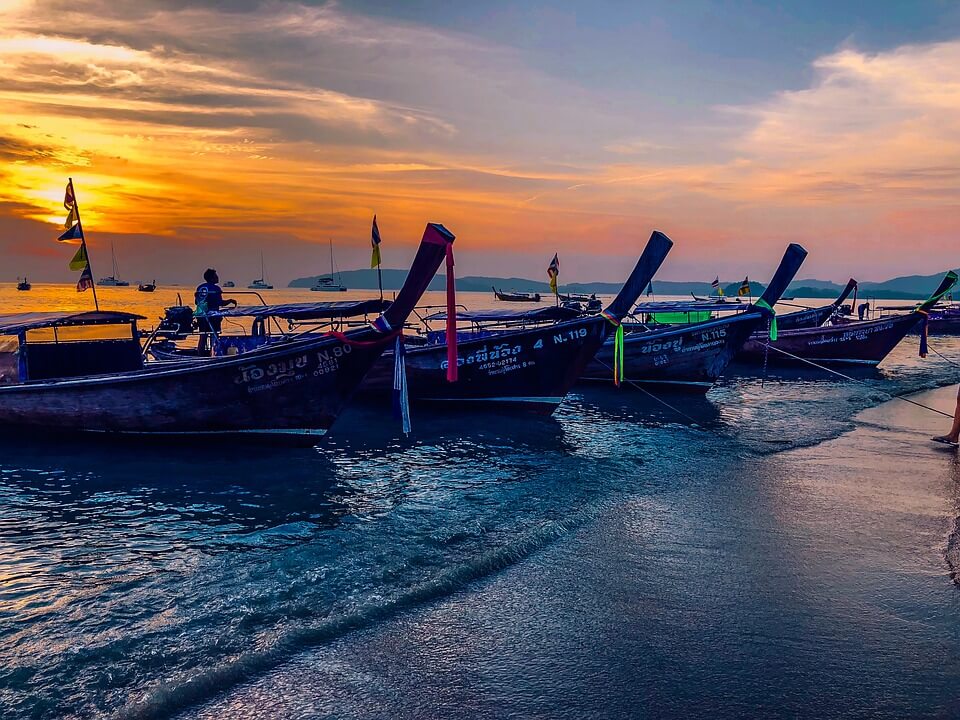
[591,358,708,427]
[761,341,954,419]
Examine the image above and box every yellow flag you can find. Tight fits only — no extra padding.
[69,244,88,271]
[64,205,77,229]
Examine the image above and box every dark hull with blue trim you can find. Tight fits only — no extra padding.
[0,331,389,436]
[0,221,456,437]
[580,312,764,392]
[361,315,609,414]
[737,313,921,366]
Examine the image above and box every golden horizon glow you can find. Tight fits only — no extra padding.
[1,1,959,283]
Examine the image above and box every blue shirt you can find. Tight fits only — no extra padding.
[195,282,225,313]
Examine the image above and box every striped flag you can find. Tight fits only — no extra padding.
[547,253,559,295]
[76,264,94,293]
[370,215,382,268]
[711,276,719,289]
[738,277,751,296]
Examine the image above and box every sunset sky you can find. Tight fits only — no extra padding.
[1,0,959,285]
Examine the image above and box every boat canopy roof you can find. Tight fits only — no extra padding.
[423,306,582,323]
[0,310,144,335]
[216,300,389,320]
[632,300,750,314]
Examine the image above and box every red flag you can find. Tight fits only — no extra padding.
[76,264,93,292]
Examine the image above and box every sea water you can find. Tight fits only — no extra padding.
[0,284,958,718]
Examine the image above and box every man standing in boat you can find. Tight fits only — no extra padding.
[195,268,237,354]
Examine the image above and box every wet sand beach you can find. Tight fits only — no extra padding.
[189,385,960,720]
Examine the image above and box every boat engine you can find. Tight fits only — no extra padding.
[158,305,195,339]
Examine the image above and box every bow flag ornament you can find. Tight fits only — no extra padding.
[547,253,559,296]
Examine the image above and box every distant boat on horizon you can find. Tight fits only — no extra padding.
[223,281,235,288]
[311,239,347,292]
[138,280,157,293]
[493,287,541,303]
[248,251,273,290]
[98,243,130,287]
[16,277,30,291]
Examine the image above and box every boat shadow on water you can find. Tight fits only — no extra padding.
[724,360,885,384]
[562,385,723,429]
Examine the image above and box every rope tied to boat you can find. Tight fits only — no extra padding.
[754,298,778,341]
[601,310,624,387]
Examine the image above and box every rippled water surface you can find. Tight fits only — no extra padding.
[1,283,960,719]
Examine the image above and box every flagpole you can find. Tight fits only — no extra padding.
[69,178,99,311]
[377,262,383,303]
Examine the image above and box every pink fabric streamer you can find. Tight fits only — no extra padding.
[445,244,458,382]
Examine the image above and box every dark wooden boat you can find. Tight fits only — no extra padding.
[137,280,157,292]
[0,223,454,437]
[580,244,808,391]
[493,287,541,302]
[776,278,858,331]
[876,303,960,336]
[922,306,960,335]
[359,231,675,414]
[737,272,958,366]
[16,277,30,291]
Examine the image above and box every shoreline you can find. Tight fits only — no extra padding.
[184,383,960,719]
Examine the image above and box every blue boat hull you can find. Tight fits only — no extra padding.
[581,312,764,392]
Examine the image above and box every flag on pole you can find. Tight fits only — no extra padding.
[738,277,751,296]
[58,224,83,242]
[64,204,78,229]
[76,264,94,292]
[711,276,719,289]
[547,253,559,295]
[69,244,88,271]
[370,215,382,268]
[64,181,75,211]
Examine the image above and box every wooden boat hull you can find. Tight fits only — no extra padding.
[737,313,921,366]
[361,316,609,414]
[581,312,764,392]
[777,303,835,331]
[0,332,391,436]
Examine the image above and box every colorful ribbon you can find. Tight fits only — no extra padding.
[445,243,458,382]
[918,309,929,358]
[393,335,411,435]
[755,298,778,341]
[601,310,624,387]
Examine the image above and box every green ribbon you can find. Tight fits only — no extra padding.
[614,323,624,386]
[755,298,777,341]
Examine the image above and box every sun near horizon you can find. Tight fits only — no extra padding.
[1,1,959,286]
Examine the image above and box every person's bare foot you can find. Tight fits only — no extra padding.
[932,435,959,446]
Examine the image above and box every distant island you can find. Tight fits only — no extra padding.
[290,269,959,300]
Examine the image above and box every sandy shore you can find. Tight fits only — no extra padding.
[184,384,960,719]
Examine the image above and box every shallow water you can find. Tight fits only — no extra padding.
[1,285,959,719]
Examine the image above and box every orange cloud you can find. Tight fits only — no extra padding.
[0,2,958,283]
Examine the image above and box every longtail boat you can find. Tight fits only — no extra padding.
[492,287,541,302]
[776,278,858,331]
[0,223,454,437]
[875,302,960,336]
[580,243,808,392]
[358,231,675,414]
[737,272,958,366]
